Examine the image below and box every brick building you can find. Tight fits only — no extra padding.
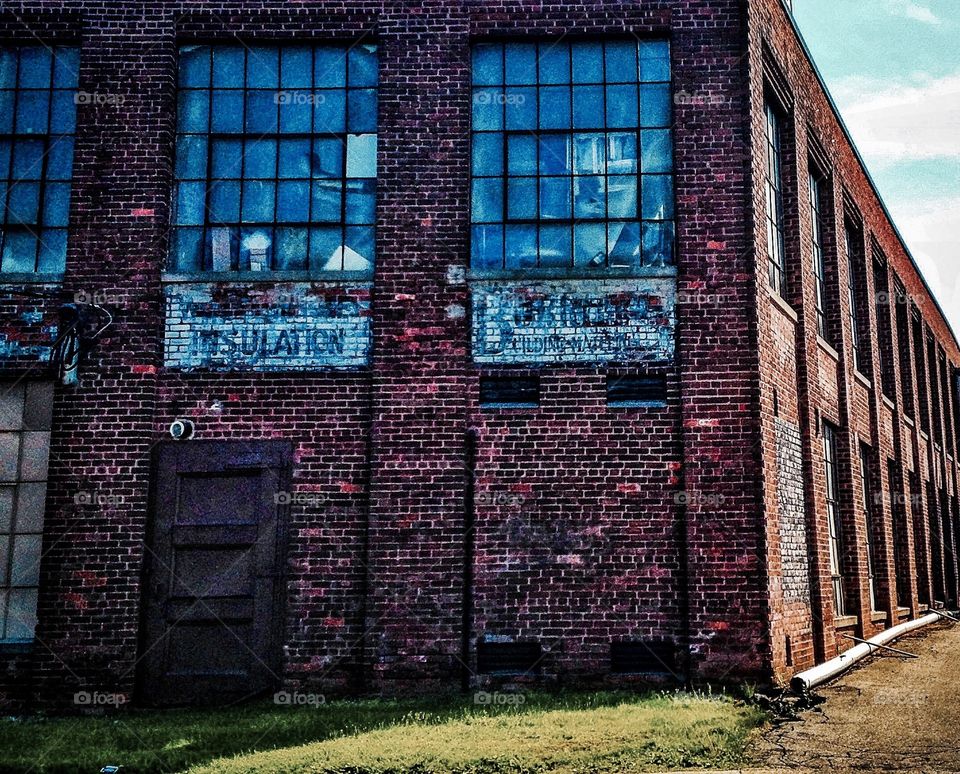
[0,0,958,709]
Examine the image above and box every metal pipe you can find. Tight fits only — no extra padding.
[791,612,943,693]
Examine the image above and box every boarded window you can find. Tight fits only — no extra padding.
[606,374,666,405]
[476,640,542,675]
[479,375,539,408]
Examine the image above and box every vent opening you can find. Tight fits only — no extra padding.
[476,641,542,675]
[610,640,679,675]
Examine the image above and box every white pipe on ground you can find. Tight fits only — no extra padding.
[791,612,942,693]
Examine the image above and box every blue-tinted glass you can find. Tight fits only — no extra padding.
[0,142,11,178]
[281,48,313,88]
[608,222,640,267]
[275,227,308,270]
[640,41,671,82]
[348,46,378,87]
[240,227,274,270]
[507,135,536,175]
[246,91,279,133]
[472,45,502,86]
[314,48,346,87]
[212,90,244,133]
[243,139,277,178]
[170,227,203,272]
[0,92,13,133]
[641,129,672,173]
[42,182,71,226]
[7,182,40,223]
[607,175,637,218]
[53,49,79,89]
[539,177,571,220]
[348,88,377,132]
[642,220,674,266]
[641,83,671,127]
[472,133,502,176]
[574,176,605,218]
[309,226,342,270]
[607,132,638,173]
[571,42,603,83]
[211,139,242,178]
[538,86,570,129]
[50,91,76,133]
[15,91,48,134]
[278,138,311,178]
[175,181,206,226]
[605,41,637,83]
[314,89,346,132]
[247,47,279,88]
[212,48,244,87]
[504,44,536,85]
[208,180,240,222]
[175,136,207,179]
[311,138,343,178]
[471,225,503,270]
[507,177,536,219]
[574,133,604,174]
[572,86,604,129]
[539,224,571,267]
[311,179,342,222]
[277,180,309,221]
[179,46,210,87]
[18,48,51,88]
[505,87,536,129]
[241,181,275,222]
[504,224,537,269]
[574,223,606,267]
[0,232,37,272]
[606,84,637,128]
[12,141,43,180]
[642,175,673,219]
[279,94,312,133]
[539,135,570,174]
[472,89,503,131]
[178,90,209,132]
[345,134,376,178]
[345,179,375,224]
[344,226,374,267]
[37,229,67,272]
[471,178,502,223]
[0,51,16,89]
[538,44,569,84]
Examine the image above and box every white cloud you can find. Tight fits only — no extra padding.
[902,3,942,25]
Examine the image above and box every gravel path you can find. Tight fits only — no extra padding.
[748,620,960,773]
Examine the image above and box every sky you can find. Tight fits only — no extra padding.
[792,0,960,333]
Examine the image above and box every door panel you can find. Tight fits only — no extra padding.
[139,441,291,706]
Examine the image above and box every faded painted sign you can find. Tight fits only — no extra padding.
[472,279,675,365]
[165,283,371,371]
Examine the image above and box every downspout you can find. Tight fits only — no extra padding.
[461,428,477,692]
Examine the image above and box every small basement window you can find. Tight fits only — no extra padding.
[606,375,667,406]
[476,640,542,675]
[610,640,679,675]
[479,376,539,408]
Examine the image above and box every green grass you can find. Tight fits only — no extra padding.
[0,691,765,774]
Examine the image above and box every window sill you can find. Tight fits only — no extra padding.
[881,394,896,411]
[816,336,840,361]
[0,272,64,285]
[162,270,374,284]
[468,266,677,282]
[853,370,872,390]
[834,615,859,629]
[903,413,915,428]
[896,606,911,619]
[767,289,798,322]
[0,640,34,656]
[870,610,888,624]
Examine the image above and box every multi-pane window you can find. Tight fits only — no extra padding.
[873,259,895,399]
[887,459,911,608]
[895,279,914,413]
[858,443,879,611]
[844,221,870,376]
[0,381,53,642]
[470,40,675,272]
[823,421,847,616]
[913,315,929,432]
[170,44,377,275]
[764,102,786,297]
[0,46,78,274]
[808,169,829,340]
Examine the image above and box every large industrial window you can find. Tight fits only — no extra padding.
[170,44,377,275]
[808,169,829,341]
[764,101,787,297]
[887,459,911,608]
[0,46,78,275]
[895,279,914,414]
[857,443,879,612]
[844,221,870,377]
[822,422,848,617]
[470,40,675,272]
[0,381,53,642]
[873,258,895,400]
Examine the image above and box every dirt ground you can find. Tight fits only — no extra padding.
[747,620,960,773]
